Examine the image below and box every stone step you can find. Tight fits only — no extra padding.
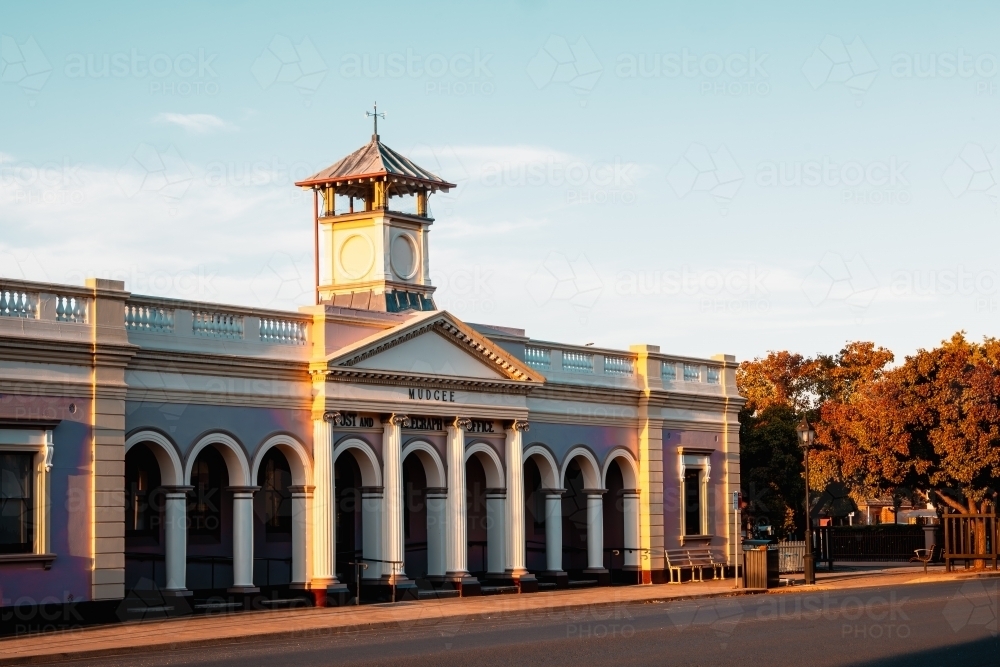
[417,589,461,600]
[568,579,598,588]
[480,585,519,595]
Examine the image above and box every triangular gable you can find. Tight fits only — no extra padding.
[323,310,544,386]
[352,329,507,378]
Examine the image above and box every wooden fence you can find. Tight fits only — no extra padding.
[943,512,999,571]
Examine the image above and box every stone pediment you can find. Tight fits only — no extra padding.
[319,311,545,389]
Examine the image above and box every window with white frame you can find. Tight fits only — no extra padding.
[679,450,711,537]
[0,429,52,557]
[683,363,701,382]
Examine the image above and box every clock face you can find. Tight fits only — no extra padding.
[340,234,375,279]
[391,233,418,280]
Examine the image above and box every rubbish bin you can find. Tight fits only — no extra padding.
[743,545,779,589]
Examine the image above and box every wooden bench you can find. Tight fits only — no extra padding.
[665,548,724,583]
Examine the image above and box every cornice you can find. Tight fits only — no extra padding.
[128,348,309,382]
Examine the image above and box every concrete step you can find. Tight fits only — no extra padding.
[568,579,598,588]
[537,582,558,590]
[480,585,519,595]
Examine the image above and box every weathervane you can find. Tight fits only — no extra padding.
[366,102,385,139]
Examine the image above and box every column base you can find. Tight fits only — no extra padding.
[364,576,418,602]
[513,573,538,593]
[227,586,261,594]
[323,583,351,607]
[288,582,310,590]
[583,568,611,586]
[540,571,569,589]
[445,573,481,597]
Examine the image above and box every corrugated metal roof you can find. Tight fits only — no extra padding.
[295,135,455,194]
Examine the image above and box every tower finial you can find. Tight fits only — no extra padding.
[366,102,385,140]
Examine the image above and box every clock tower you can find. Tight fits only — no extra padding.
[296,113,455,312]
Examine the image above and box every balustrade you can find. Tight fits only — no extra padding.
[193,311,244,339]
[259,317,307,345]
[0,289,36,318]
[604,355,634,376]
[55,296,87,323]
[125,303,175,333]
[562,351,594,373]
[524,346,550,370]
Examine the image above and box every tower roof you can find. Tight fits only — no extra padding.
[295,135,456,198]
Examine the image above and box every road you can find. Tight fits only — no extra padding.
[33,580,1000,666]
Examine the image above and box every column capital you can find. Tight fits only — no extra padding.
[290,485,316,495]
[162,485,194,494]
[583,488,608,497]
[541,488,567,497]
[226,485,261,494]
[452,417,471,429]
[485,487,507,498]
[507,419,529,433]
[382,413,410,427]
[322,410,341,423]
[620,488,641,497]
[426,487,448,496]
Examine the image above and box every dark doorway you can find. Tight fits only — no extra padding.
[402,453,428,579]
[465,456,488,578]
[524,457,546,573]
[335,452,362,584]
[187,446,231,591]
[124,443,164,590]
[254,448,292,587]
[604,460,626,577]
[562,459,588,574]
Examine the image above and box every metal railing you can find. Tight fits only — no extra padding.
[815,525,927,563]
[777,540,806,573]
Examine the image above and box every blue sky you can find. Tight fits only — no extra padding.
[2,1,999,362]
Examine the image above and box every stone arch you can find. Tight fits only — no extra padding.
[523,444,559,489]
[185,432,251,486]
[465,442,504,488]
[333,437,382,487]
[126,430,183,486]
[401,440,446,488]
[251,433,312,487]
[560,446,601,489]
[602,448,638,489]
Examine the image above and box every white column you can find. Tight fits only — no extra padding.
[585,490,606,572]
[361,487,382,579]
[163,487,191,593]
[486,490,506,575]
[381,414,407,581]
[311,415,336,588]
[290,485,313,586]
[230,487,259,592]
[623,491,641,570]
[426,489,447,577]
[504,419,529,578]
[545,491,564,573]
[445,417,470,578]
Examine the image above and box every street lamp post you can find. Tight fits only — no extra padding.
[796,416,816,585]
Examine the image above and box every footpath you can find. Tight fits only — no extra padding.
[0,564,992,665]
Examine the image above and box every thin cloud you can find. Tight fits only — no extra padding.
[152,113,237,134]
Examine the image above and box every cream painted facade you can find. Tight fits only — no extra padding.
[0,135,743,614]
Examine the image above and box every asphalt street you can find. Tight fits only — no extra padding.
[32,580,1000,667]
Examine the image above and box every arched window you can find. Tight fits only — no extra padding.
[258,448,292,540]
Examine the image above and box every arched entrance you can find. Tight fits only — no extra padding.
[523,445,564,587]
[124,443,164,590]
[401,442,447,588]
[561,448,608,585]
[187,445,231,592]
[254,448,292,589]
[465,444,505,583]
[335,451,363,587]
[603,451,640,584]
[332,439,383,600]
